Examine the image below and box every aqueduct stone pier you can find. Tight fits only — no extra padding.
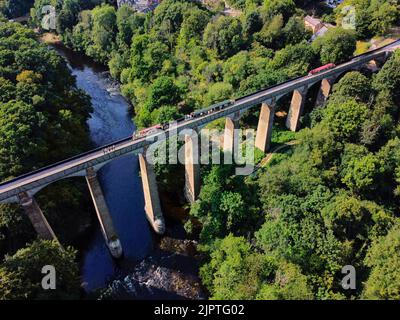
[0,41,398,258]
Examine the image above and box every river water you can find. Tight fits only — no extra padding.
[49,44,205,300]
[50,44,153,292]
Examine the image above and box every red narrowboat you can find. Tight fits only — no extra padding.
[308,63,336,75]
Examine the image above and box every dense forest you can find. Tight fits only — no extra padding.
[34,0,397,299]
[0,22,93,299]
[0,0,34,18]
[194,55,400,299]
[28,0,398,131]
[0,0,399,299]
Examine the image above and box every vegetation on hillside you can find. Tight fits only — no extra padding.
[0,240,80,299]
[1,0,398,300]
[30,0,360,130]
[197,51,400,299]
[335,0,400,38]
[0,22,93,299]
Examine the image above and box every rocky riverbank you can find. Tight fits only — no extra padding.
[99,223,207,300]
[99,190,207,300]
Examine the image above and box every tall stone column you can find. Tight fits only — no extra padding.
[18,192,59,242]
[138,152,165,235]
[184,130,200,203]
[316,76,336,106]
[255,101,276,153]
[286,88,307,132]
[86,167,123,259]
[223,111,241,159]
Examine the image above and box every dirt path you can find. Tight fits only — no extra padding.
[252,140,299,175]
[39,32,61,44]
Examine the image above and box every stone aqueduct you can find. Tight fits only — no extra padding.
[0,41,398,258]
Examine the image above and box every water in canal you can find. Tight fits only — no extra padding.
[51,44,153,292]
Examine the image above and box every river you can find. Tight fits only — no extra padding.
[50,44,153,292]
[50,44,205,300]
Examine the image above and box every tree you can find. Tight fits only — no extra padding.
[254,14,284,49]
[0,76,15,102]
[57,0,81,34]
[178,7,210,46]
[323,99,368,142]
[360,89,396,147]
[376,138,400,200]
[222,51,255,88]
[69,10,93,52]
[0,100,46,180]
[143,41,171,79]
[373,50,400,101]
[0,203,35,252]
[330,71,372,104]
[283,15,311,45]
[130,35,170,83]
[341,153,381,195]
[129,34,150,81]
[151,105,182,124]
[271,41,316,77]
[153,0,197,35]
[203,82,233,106]
[200,234,252,298]
[203,15,244,59]
[198,59,223,84]
[243,10,263,39]
[190,165,234,242]
[219,191,245,230]
[116,5,145,47]
[146,76,180,111]
[200,234,277,299]
[0,240,80,299]
[256,190,343,272]
[0,22,92,271]
[88,4,117,63]
[262,0,296,22]
[369,1,398,36]
[363,223,400,299]
[16,70,42,83]
[256,262,313,300]
[321,193,370,240]
[238,64,286,95]
[108,51,129,80]
[355,7,373,39]
[312,27,357,64]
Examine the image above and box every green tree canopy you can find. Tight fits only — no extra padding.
[203,15,244,59]
[146,76,181,111]
[312,27,357,64]
[363,223,400,299]
[330,71,372,104]
[0,240,80,299]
